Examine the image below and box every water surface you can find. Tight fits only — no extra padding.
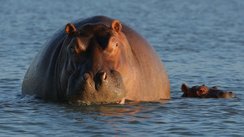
[0,0,244,136]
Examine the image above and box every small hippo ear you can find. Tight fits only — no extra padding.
[65,23,77,35]
[111,20,122,33]
[181,83,189,93]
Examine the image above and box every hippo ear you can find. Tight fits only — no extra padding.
[111,20,122,33]
[65,23,77,35]
[181,83,189,93]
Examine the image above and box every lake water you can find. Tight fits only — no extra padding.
[0,0,244,136]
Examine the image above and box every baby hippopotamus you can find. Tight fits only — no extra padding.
[181,83,235,98]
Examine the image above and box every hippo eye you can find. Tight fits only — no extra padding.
[111,37,119,48]
[112,42,119,49]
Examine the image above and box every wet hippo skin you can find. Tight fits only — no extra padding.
[22,16,170,105]
[181,83,235,98]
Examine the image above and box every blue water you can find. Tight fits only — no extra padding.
[0,0,244,136]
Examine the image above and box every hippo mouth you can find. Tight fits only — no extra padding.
[66,69,126,105]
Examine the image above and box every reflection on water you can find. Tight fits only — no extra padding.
[0,0,244,136]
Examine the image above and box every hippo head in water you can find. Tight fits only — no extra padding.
[181,83,235,98]
[22,16,170,104]
[58,20,130,105]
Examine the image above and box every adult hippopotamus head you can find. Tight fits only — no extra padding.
[181,83,235,98]
[58,20,130,104]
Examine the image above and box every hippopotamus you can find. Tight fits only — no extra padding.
[181,83,235,98]
[22,16,170,105]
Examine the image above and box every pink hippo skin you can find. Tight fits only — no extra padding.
[181,83,235,98]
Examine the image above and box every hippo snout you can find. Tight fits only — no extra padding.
[81,70,117,91]
[218,91,235,98]
[67,69,126,104]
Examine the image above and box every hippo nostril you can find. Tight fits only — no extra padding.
[101,72,107,81]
